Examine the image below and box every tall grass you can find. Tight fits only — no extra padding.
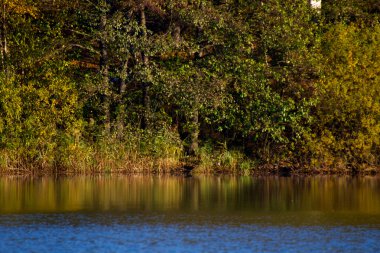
[0,127,184,174]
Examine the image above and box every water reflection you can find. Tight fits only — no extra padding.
[0,176,379,217]
[1,176,379,252]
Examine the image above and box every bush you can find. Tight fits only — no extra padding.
[309,24,380,169]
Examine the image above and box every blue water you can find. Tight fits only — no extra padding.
[0,213,379,253]
[1,176,380,252]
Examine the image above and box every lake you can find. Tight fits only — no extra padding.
[0,175,379,252]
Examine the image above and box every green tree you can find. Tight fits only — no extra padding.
[0,2,82,168]
[309,24,380,169]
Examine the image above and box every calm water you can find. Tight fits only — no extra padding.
[0,175,379,252]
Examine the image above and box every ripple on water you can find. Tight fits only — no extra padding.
[0,213,379,253]
[0,175,380,252]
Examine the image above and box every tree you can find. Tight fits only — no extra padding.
[310,24,380,169]
[0,0,82,168]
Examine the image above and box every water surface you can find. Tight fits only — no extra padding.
[0,176,379,252]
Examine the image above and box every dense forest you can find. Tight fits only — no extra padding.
[0,0,380,174]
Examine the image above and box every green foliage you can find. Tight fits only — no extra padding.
[1,0,380,173]
[309,23,380,169]
[0,63,82,169]
[195,141,254,173]
[202,0,320,162]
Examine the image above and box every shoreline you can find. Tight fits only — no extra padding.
[1,164,379,177]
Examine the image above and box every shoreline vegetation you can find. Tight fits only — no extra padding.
[1,133,379,176]
[1,1,380,176]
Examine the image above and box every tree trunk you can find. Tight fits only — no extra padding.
[0,1,4,70]
[116,58,129,137]
[188,108,199,156]
[99,2,110,134]
[141,82,151,129]
[0,0,8,76]
[173,23,181,46]
[119,59,128,95]
[140,7,151,129]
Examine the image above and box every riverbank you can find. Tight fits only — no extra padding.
[1,129,379,177]
[1,158,379,177]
